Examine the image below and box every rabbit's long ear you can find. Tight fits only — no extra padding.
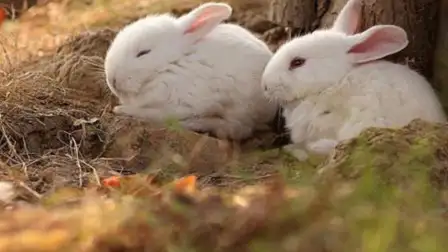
[331,0,362,35]
[177,2,232,40]
[346,25,408,63]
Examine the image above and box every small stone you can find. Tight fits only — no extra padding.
[0,181,15,203]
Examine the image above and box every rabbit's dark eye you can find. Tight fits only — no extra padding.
[136,49,151,58]
[289,57,306,70]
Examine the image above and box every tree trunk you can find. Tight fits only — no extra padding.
[357,0,440,87]
[267,0,440,86]
[433,0,448,108]
[268,0,331,34]
[0,0,39,18]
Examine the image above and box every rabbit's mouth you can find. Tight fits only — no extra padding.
[264,87,299,105]
[292,85,329,104]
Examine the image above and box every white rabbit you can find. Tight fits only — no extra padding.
[104,2,277,140]
[261,0,447,160]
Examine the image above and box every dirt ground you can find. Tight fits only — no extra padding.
[0,0,448,251]
[0,0,296,196]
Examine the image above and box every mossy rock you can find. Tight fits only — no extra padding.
[317,119,448,190]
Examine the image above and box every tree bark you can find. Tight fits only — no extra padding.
[268,0,331,34]
[433,0,448,105]
[0,0,39,18]
[267,0,441,86]
[357,0,440,87]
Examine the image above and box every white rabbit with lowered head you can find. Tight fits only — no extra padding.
[104,2,277,140]
[261,0,447,160]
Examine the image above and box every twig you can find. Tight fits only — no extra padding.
[18,181,42,199]
[80,159,101,186]
[67,136,83,187]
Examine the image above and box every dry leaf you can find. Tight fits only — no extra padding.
[173,175,197,195]
[0,8,5,26]
[102,176,121,188]
[0,181,15,203]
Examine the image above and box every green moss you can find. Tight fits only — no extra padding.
[327,120,446,187]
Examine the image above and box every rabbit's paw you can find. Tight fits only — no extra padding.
[282,144,309,162]
[113,105,143,117]
[112,105,130,115]
[307,138,338,155]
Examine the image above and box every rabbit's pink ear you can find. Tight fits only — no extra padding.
[178,2,231,39]
[331,0,362,35]
[347,25,408,63]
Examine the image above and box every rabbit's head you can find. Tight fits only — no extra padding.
[261,0,409,103]
[104,2,232,101]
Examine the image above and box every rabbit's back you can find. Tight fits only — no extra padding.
[339,61,446,126]
[187,23,276,122]
[192,23,273,86]
[208,23,271,52]
[139,23,276,128]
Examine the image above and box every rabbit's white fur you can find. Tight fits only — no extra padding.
[262,0,447,160]
[104,2,277,140]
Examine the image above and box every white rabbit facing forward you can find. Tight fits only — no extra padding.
[104,2,277,140]
[262,0,447,160]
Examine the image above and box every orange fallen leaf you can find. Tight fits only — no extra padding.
[0,8,5,27]
[173,175,197,194]
[102,176,121,188]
